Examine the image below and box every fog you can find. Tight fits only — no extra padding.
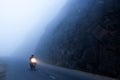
[0,0,68,57]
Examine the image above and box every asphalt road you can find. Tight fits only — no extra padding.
[0,57,115,80]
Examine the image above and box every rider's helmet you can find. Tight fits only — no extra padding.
[31,55,34,57]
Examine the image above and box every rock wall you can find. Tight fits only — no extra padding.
[36,0,120,78]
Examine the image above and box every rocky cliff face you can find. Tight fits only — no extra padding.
[36,0,120,78]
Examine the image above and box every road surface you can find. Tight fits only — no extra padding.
[0,57,115,80]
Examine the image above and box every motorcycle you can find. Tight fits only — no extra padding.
[30,57,37,70]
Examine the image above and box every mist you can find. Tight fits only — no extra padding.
[0,0,68,57]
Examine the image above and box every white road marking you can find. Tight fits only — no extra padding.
[49,75,56,79]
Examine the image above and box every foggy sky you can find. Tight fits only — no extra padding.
[0,0,68,57]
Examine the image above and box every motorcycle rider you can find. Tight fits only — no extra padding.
[29,55,36,70]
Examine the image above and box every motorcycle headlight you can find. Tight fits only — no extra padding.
[31,58,37,63]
